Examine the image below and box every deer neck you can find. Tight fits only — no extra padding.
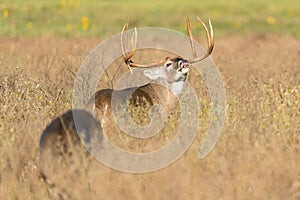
[148,67,187,97]
[152,75,187,113]
[168,76,187,97]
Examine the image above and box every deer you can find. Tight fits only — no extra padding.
[39,17,214,198]
[39,109,103,199]
[85,17,214,134]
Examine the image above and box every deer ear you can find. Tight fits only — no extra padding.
[143,69,161,80]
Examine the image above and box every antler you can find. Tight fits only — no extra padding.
[121,17,214,69]
[186,17,214,64]
[121,22,164,69]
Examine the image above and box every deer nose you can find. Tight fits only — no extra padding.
[179,60,190,68]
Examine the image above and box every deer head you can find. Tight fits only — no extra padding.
[121,17,214,96]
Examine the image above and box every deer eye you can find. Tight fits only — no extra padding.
[165,62,172,67]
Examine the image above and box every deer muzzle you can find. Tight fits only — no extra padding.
[178,60,190,73]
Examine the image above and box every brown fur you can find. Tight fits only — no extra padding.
[39,109,103,198]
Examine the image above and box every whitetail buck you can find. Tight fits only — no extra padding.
[39,17,214,198]
[86,17,214,130]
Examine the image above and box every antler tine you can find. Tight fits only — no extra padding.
[120,21,165,68]
[186,16,197,59]
[125,27,137,64]
[208,19,214,54]
[197,17,214,54]
[189,17,214,64]
[131,27,137,54]
[121,21,129,62]
[121,21,138,73]
[121,22,136,63]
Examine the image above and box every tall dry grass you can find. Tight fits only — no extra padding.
[0,34,299,199]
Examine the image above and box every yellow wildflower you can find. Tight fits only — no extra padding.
[81,16,89,31]
[3,9,9,18]
[266,16,276,25]
[26,22,32,29]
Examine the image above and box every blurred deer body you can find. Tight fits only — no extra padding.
[39,109,103,199]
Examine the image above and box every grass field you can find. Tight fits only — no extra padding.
[0,0,300,199]
[1,0,300,37]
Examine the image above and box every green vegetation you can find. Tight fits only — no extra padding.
[0,0,299,37]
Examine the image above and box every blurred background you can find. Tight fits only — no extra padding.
[1,0,299,38]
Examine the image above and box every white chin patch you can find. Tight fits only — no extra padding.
[180,68,189,74]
